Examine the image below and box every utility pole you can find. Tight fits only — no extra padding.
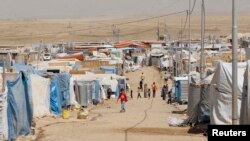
[157,20,160,41]
[2,59,5,93]
[200,0,205,80]
[180,18,183,76]
[188,0,192,85]
[232,0,238,125]
[67,22,73,48]
[30,32,33,47]
[112,25,120,43]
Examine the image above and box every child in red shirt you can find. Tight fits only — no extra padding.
[117,88,128,112]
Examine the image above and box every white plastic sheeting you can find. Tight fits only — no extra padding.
[70,76,80,105]
[0,87,8,140]
[30,74,51,117]
[210,61,246,124]
[240,61,250,124]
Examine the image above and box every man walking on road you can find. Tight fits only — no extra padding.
[151,82,157,98]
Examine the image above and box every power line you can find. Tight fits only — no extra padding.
[116,10,187,26]
[190,0,197,15]
[0,10,187,39]
[180,11,189,35]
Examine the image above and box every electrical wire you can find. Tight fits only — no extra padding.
[0,10,188,40]
[190,0,197,15]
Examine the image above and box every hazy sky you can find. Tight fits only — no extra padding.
[0,0,249,19]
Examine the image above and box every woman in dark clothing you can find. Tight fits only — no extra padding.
[161,84,168,100]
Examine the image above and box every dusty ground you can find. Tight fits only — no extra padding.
[0,16,250,45]
[26,67,206,141]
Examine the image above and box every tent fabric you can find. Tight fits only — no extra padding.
[198,84,210,123]
[76,81,95,107]
[0,88,8,140]
[7,71,33,140]
[69,77,79,105]
[57,74,71,106]
[50,74,71,115]
[30,74,50,117]
[50,76,62,115]
[100,66,118,74]
[210,61,245,124]
[93,80,100,101]
[240,60,250,124]
[187,84,201,123]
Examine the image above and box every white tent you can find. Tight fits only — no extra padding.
[0,88,8,140]
[240,60,250,124]
[30,74,51,117]
[210,61,245,124]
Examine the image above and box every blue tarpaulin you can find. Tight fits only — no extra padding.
[12,64,37,74]
[175,81,181,102]
[93,80,101,101]
[50,76,62,115]
[50,73,71,115]
[7,71,33,140]
[100,66,118,74]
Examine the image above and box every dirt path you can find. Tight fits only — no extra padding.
[33,67,206,141]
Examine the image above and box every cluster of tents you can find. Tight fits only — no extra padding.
[0,67,126,140]
[185,61,250,125]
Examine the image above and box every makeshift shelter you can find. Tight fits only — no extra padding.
[150,49,164,68]
[187,73,213,124]
[187,82,201,123]
[210,61,245,124]
[50,73,71,115]
[198,73,214,123]
[7,71,33,140]
[75,80,101,106]
[30,74,50,117]
[240,60,250,124]
[100,66,118,74]
[0,88,8,140]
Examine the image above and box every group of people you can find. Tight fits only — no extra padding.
[161,72,172,104]
[133,72,158,99]
[117,72,172,113]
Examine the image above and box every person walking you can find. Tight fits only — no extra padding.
[139,80,143,92]
[163,72,168,83]
[141,72,145,84]
[167,89,172,104]
[117,88,128,113]
[144,83,148,98]
[161,84,168,100]
[137,86,142,99]
[126,83,130,93]
[148,88,151,99]
[151,82,157,98]
[107,87,112,99]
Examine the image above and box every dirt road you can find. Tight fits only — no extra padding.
[33,67,206,141]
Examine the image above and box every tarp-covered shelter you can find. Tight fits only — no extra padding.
[0,88,8,140]
[100,66,118,74]
[7,71,33,140]
[240,60,250,124]
[210,61,245,124]
[30,74,50,117]
[50,73,71,115]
